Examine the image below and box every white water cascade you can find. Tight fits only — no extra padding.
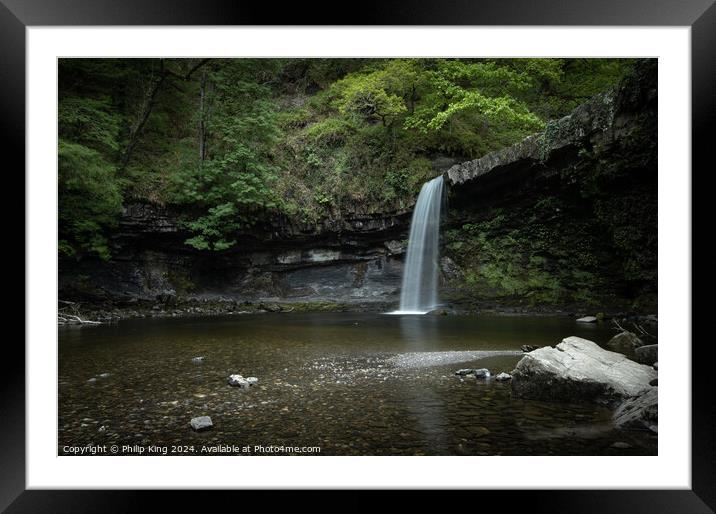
[392,175,445,315]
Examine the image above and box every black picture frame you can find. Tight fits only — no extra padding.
[5,0,713,510]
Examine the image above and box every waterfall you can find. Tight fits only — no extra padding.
[392,175,444,315]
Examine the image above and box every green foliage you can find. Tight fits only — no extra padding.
[304,117,356,146]
[404,60,545,134]
[58,57,634,259]
[58,62,127,259]
[332,72,407,126]
[58,140,122,259]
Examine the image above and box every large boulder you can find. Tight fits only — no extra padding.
[511,336,656,405]
[613,387,658,433]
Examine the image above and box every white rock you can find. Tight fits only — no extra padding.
[495,372,512,382]
[228,374,249,388]
[511,336,656,404]
[189,416,213,431]
[576,316,598,323]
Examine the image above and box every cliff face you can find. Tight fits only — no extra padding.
[59,203,413,306]
[441,60,657,312]
[59,60,657,313]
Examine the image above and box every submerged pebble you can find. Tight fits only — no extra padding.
[189,416,213,432]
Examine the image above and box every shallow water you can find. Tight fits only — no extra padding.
[58,313,657,456]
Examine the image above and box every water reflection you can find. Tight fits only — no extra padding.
[398,315,439,351]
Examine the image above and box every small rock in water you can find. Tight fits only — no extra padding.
[189,416,213,432]
[87,377,97,383]
[495,372,512,382]
[98,425,106,433]
[245,377,259,386]
[455,368,490,379]
[99,373,111,378]
[228,374,250,388]
[611,441,632,449]
[576,316,598,323]
[521,345,538,353]
[192,356,205,363]
[473,368,491,379]
[473,426,491,438]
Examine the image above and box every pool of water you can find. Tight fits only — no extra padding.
[58,313,657,456]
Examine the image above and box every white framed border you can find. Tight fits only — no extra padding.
[27,26,691,489]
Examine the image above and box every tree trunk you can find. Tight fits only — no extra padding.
[119,60,166,170]
[199,71,207,162]
[120,58,211,171]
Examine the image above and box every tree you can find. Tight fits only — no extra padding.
[332,71,407,127]
[58,61,126,259]
[173,60,282,251]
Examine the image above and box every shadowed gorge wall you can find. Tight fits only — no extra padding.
[442,59,657,312]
